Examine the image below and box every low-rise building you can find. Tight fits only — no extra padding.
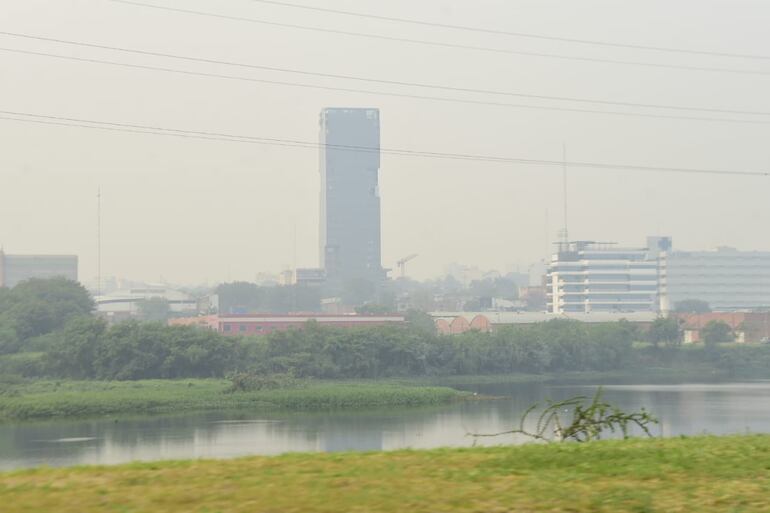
[0,250,78,288]
[171,314,406,336]
[219,314,405,336]
[432,311,658,335]
[96,287,198,322]
[674,312,770,344]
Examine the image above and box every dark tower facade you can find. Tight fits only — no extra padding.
[319,108,384,285]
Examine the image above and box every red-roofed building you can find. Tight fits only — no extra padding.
[172,314,406,336]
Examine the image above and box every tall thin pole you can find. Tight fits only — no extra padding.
[97,187,101,298]
[562,142,568,244]
[292,217,297,312]
[292,217,298,273]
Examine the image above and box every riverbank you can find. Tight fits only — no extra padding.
[0,363,740,421]
[0,380,465,421]
[1,435,767,512]
[389,364,729,387]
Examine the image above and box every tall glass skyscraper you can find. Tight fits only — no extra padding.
[319,108,384,285]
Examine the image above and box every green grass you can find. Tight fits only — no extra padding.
[1,435,769,512]
[0,380,465,421]
[0,364,736,421]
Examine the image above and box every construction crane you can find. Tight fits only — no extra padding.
[396,254,418,279]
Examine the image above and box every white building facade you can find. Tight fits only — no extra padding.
[660,247,770,312]
[95,287,199,321]
[546,241,660,314]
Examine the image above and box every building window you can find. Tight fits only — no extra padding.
[240,325,247,332]
[224,325,231,332]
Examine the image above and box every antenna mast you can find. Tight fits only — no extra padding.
[562,142,568,244]
[97,187,102,298]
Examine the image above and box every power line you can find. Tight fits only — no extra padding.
[3,31,768,117]
[2,47,767,126]
[245,0,770,61]
[0,109,767,177]
[107,0,770,76]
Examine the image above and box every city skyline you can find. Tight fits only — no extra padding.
[2,0,770,285]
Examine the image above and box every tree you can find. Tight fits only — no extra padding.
[409,289,436,312]
[0,323,20,354]
[340,278,378,306]
[215,282,321,314]
[216,282,263,314]
[647,317,681,348]
[138,298,171,322]
[47,316,107,379]
[523,288,547,312]
[3,278,94,344]
[701,320,733,345]
[674,299,711,314]
[405,310,436,335]
[356,304,393,315]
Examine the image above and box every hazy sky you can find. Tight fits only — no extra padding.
[2,0,769,285]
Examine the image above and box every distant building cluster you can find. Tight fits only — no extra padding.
[432,311,657,335]
[674,312,770,344]
[546,237,770,315]
[0,249,78,288]
[9,108,770,343]
[170,314,405,336]
[430,310,770,344]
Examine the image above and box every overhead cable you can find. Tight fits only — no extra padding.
[1,110,767,177]
[106,0,770,75]
[2,31,768,117]
[2,47,767,126]
[244,0,770,60]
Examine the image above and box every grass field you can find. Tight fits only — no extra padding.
[1,435,768,512]
[0,363,734,421]
[0,380,464,421]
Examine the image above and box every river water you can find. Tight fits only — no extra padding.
[2,380,770,471]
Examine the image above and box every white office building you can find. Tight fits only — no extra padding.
[660,247,770,312]
[546,241,660,314]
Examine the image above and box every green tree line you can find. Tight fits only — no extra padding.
[1,278,766,382]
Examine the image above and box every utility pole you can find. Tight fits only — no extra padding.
[544,208,550,258]
[562,142,569,244]
[97,187,102,298]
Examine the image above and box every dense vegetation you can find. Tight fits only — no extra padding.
[3,314,768,382]
[2,435,769,512]
[2,278,769,383]
[0,278,93,354]
[216,282,322,314]
[0,380,462,421]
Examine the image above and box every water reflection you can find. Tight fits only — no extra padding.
[2,381,770,470]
